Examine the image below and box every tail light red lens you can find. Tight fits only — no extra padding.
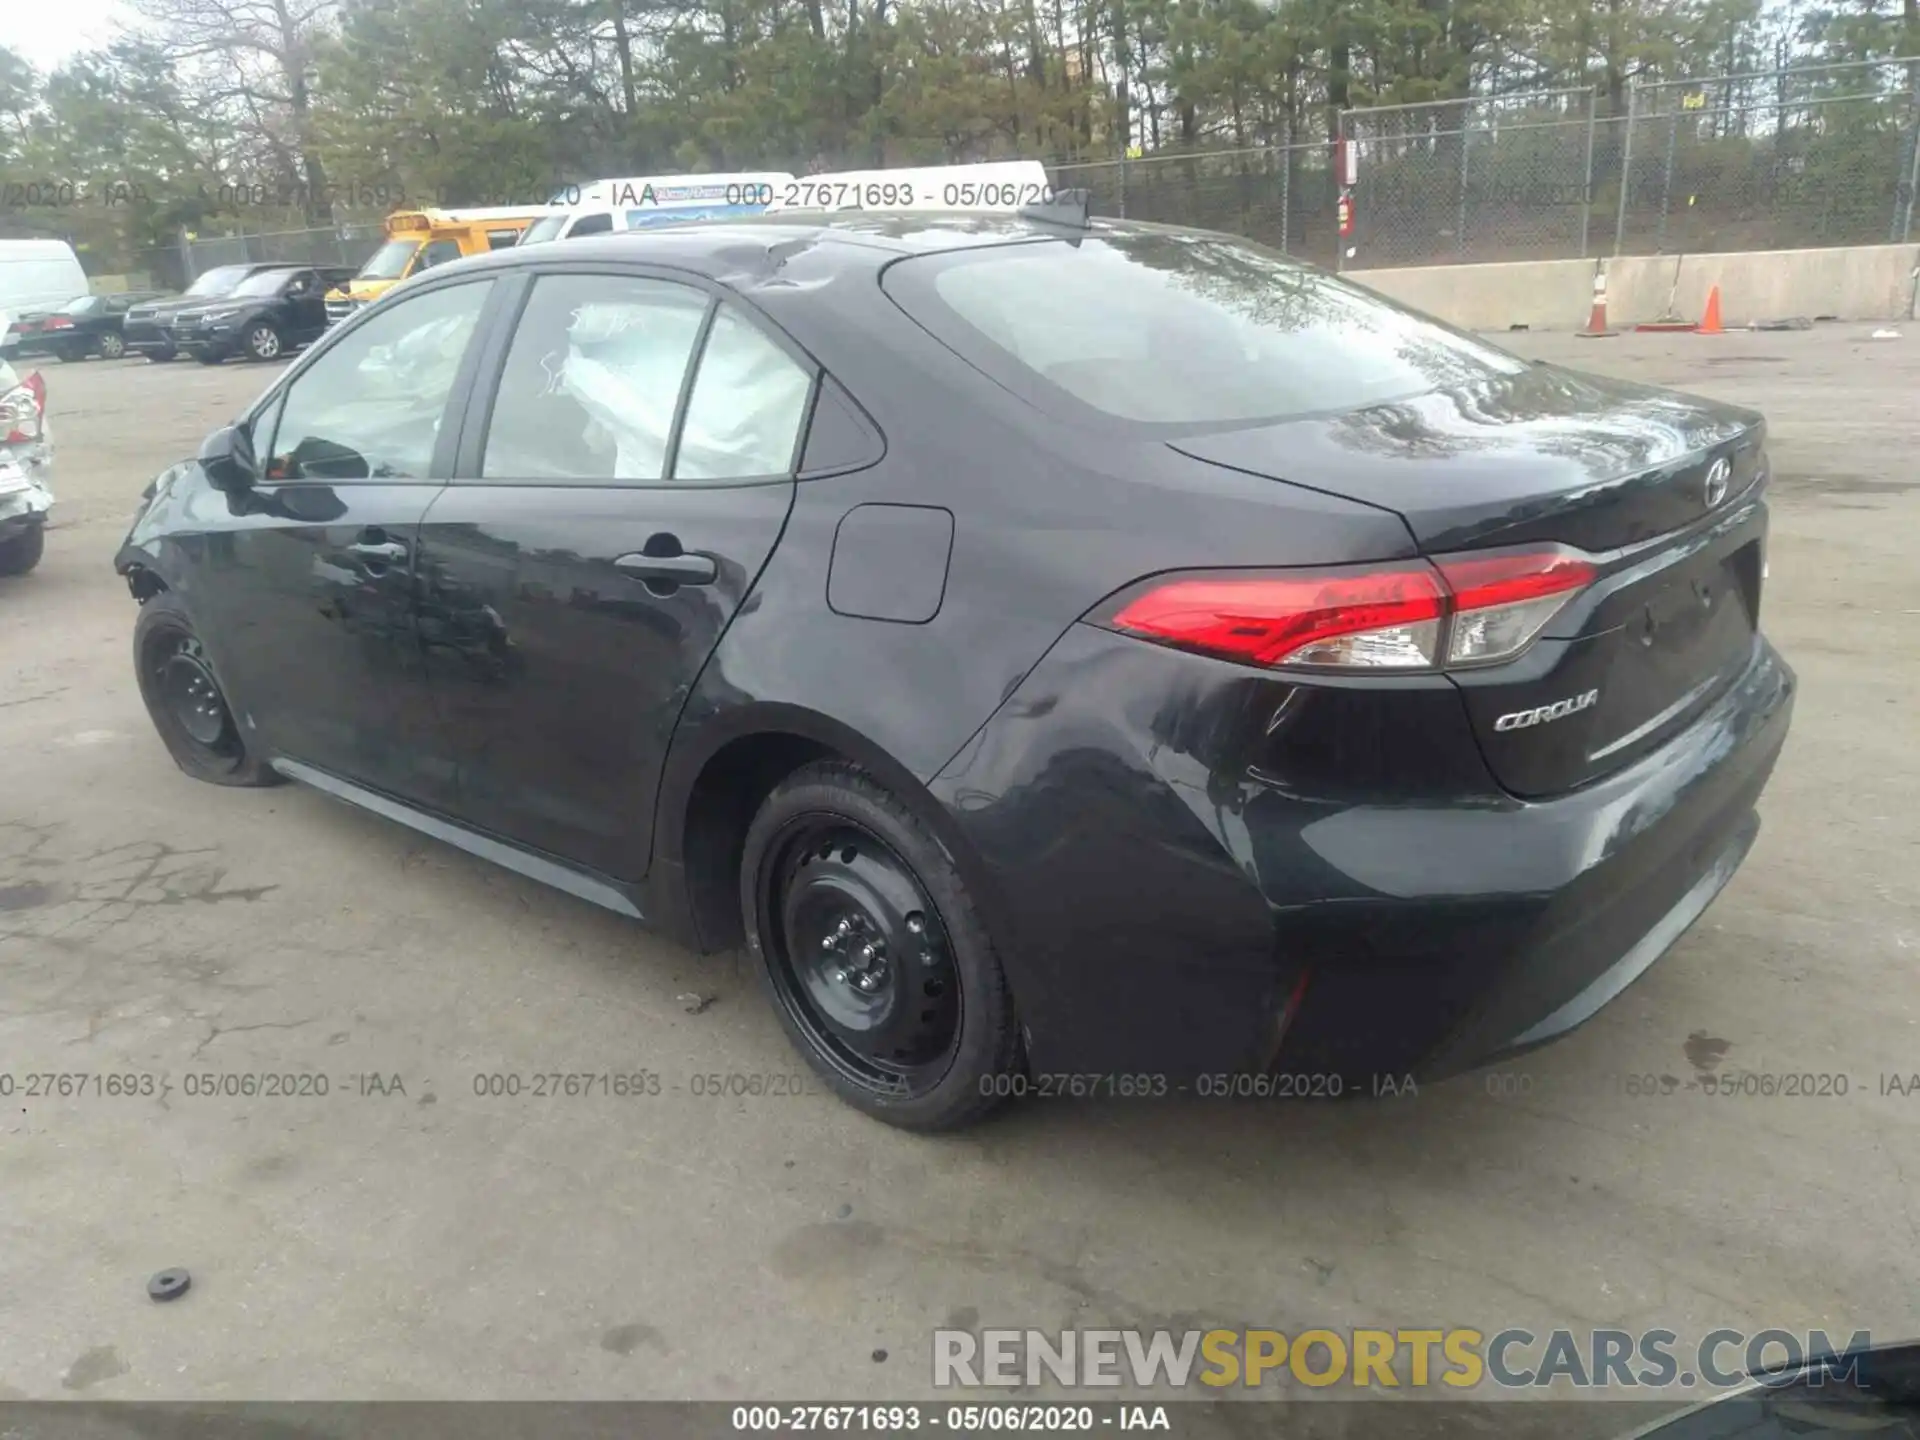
[2,371,46,444]
[45,316,73,330]
[1102,547,1596,673]
[1108,569,1446,670]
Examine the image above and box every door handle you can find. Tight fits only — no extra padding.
[614,549,718,587]
[349,540,408,564]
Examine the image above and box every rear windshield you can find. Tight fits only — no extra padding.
[884,231,1529,428]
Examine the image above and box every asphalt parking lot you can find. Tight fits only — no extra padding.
[1,329,1916,1409]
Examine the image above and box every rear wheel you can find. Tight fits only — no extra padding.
[244,323,282,362]
[0,526,45,576]
[740,761,1020,1131]
[132,593,280,787]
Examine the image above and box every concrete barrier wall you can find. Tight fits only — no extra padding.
[1345,244,1920,332]
[1344,259,1597,332]
[1607,246,1920,328]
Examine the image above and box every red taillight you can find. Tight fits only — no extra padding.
[2,371,46,444]
[1109,567,1446,669]
[1102,547,1596,673]
[45,315,73,330]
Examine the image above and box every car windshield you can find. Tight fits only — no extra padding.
[232,270,297,297]
[183,266,255,298]
[886,230,1531,429]
[518,215,569,246]
[63,295,106,316]
[357,239,421,280]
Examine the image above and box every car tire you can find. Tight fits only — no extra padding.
[132,593,281,788]
[243,323,283,362]
[740,760,1021,1131]
[0,526,45,576]
[99,332,126,360]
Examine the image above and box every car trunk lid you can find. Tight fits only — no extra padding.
[1171,364,1770,796]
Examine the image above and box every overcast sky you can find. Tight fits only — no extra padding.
[11,0,135,71]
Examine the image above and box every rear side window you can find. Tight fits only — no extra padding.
[481,274,709,483]
[884,233,1528,429]
[675,304,813,481]
[567,213,615,237]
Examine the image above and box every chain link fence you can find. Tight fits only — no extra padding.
[1339,88,1613,269]
[1619,60,1920,256]
[1052,139,1343,266]
[1329,58,1920,270]
[178,222,386,281]
[151,61,1920,286]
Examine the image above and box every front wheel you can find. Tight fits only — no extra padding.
[243,323,282,361]
[98,331,126,360]
[132,593,281,787]
[0,526,45,576]
[740,761,1021,1131]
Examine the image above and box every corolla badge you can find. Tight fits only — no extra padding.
[1703,456,1732,508]
[1495,689,1600,732]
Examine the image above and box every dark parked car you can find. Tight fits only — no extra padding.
[7,290,171,361]
[113,210,1794,1130]
[178,265,354,364]
[125,264,336,362]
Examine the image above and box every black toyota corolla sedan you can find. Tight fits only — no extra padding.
[113,204,1795,1129]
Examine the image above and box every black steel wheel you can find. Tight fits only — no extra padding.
[131,593,280,787]
[742,761,1020,1130]
[764,820,962,1091]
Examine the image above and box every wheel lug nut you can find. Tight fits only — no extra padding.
[907,914,924,934]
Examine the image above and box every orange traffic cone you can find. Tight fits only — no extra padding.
[1577,266,1617,338]
[1697,285,1724,335]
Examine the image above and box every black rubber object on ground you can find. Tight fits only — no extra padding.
[147,1268,191,1302]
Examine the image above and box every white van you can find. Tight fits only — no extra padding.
[520,172,796,245]
[0,241,90,354]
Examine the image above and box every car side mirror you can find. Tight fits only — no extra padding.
[199,424,257,493]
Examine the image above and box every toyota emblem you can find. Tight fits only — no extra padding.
[1703,456,1731,508]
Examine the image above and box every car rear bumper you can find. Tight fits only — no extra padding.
[0,469,54,540]
[930,623,1794,1085]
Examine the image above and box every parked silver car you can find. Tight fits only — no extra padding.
[0,348,53,576]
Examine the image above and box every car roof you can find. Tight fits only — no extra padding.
[427,213,1167,285]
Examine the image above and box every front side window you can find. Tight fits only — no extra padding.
[413,240,465,273]
[262,281,490,482]
[885,232,1530,430]
[481,273,708,483]
[567,213,614,238]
